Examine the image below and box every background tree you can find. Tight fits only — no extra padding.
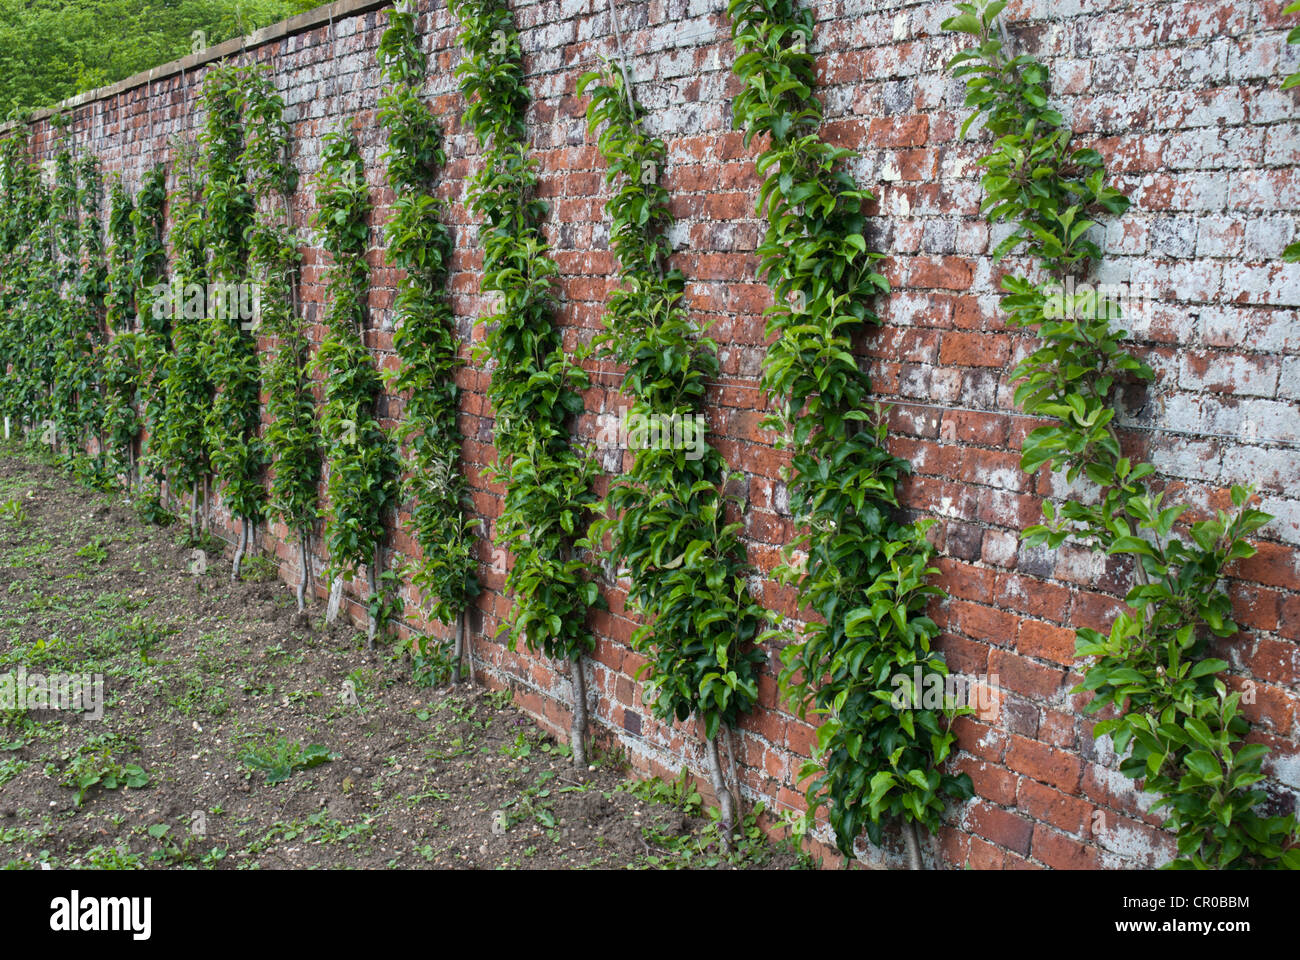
[0,0,322,115]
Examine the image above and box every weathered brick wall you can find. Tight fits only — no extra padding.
[9,0,1299,868]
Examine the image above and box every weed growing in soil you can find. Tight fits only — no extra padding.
[55,734,149,806]
[74,536,110,564]
[238,736,336,785]
[239,555,279,584]
[0,498,27,524]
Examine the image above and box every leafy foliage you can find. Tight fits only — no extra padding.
[578,64,766,743]
[946,0,1297,869]
[0,0,321,114]
[310,122,400,627]
[70,154,110,467]
[158,138,213,499]
[48,137,86,464]
[242,66,319,560]
[101,179,143,479]
[132,165,169,481]
[451,0,600,663]
[378,3,478,630]
[199,64,266,529]
[729,0,970,858]
[239,737,334,785]
[1,122,117,486]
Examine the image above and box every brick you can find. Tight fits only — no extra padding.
[950,599,1021,646]
[939,331,1011,368]
[989,649,1068,702]
[1019,779,1093,835]
[1031,824,1101,870]
[965,801,1034,856]
[1018,620,1078,666]
[1006,735,1084,794]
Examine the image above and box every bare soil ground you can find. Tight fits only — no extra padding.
[0,445,806,870]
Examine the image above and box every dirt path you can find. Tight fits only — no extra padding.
[0,445,805,870]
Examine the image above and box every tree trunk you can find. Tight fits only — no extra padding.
[231,517,247,581]
[295,534,309,613]
[200,476,210,534]
[326,574,344,623]
[901,820,924,871]
[366,546,379,650]
[452,609,465,684]
[190,481,199,539]
[723,724,743,826]
[569,654,588,770]
[705,731,734,855]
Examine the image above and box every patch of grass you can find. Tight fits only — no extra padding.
[3,540,53,567]
[168,669,230,718]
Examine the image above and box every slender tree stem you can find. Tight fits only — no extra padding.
[705,732,735,855]
[570,654,588,769]
[231,517,247,581]
[295,534,309,612]
[452,610,465,684]
[366,545,379,650]
[901,820,924,871]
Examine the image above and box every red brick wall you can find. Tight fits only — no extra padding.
[12,0,1300,868]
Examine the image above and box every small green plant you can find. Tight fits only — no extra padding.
[239,736,336,785]
[59,739,148,807]
[132,489,176,526]
[0,498,26,524]
[485,687,514,711]
[411,634,456,688]
[499,768,559,833]
[75,535,109,563]
[146,823,227,867]
[239,554,279,584]
[500,730,534,761]
[0,756,27,786]
[625,768,704,818]
[79,843,145,870]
